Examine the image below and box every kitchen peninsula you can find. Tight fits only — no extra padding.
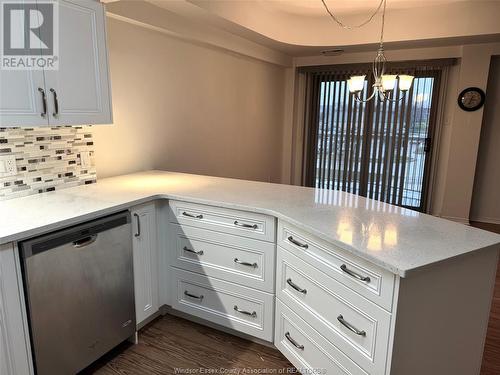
[1,170,499,375]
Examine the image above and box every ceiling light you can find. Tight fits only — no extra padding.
[321,0,414,103]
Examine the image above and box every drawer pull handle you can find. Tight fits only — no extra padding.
[286,278,307,294]
[287,236,308,249]
[234,221,258,229]
[234,305,257,317]
[340,264,371,283]
[183,246,204,255]
[182,211,203,219]
[337,315,366,336]
[285,332,304,350]
[184,291,204,300]
[234,258,258,268]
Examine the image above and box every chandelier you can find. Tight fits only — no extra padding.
[321,0,414,103]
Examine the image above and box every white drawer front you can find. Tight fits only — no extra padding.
[169,200,276,242]
[278,220,395,311]
[277,247,391,375]
[275,299,368,375]
[171,267,274,341]
[170,224,275,292]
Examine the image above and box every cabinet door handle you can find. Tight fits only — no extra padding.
[285,332,304,350]
[340,264,370,283]
[233,305,257,317]
[50,88,59,117]
[182,211,203,219]
[38,88,47,118]
[184,291,204,300]
[286,278,307,294]
[287,236,308,249]
[183,246,203,255]
[134,213,141,237]
[337,315,366,336]
[234,258,257,268]
[234,221,258,229]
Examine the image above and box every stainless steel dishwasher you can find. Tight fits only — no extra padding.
[19,211,136,375]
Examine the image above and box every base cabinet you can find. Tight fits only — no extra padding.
[166,200,277,342]
[0,244,34,375]
[275,299,368,375]
[0,199,498,375]
[131,203,159,326]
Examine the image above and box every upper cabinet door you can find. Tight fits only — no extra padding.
[0,70,48,127]
[43,0,112,126]
[0,0,48,127]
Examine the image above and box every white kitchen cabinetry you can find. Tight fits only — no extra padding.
[275,299,368,375]
[0,243,34,375]
[0,69,48,127]
[169,224,276,292]
[131,203,159,327]
[167,200,277,342]
[0,0,112,127]
[0,192,498,375]
[275,218,499,375]
[171,268,275,341]
[45,0,112,125]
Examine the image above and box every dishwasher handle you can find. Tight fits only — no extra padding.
[19,211,130,259]
[73,235,98,248]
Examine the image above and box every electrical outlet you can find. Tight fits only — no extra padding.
[0,155,18,177]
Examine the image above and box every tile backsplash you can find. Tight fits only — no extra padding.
[0,127,96,200]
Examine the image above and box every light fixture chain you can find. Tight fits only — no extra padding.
[322,0,414,102]
[380,0,387,47]
[320,0,385,30]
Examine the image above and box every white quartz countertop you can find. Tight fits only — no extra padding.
[1,170,499,277]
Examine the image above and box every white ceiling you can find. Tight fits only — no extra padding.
[261,0,469,16]
[112,0,500,56]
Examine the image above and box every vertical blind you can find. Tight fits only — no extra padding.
[302,61,449,211]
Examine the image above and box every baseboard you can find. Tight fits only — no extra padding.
[469,216,500,225]
[438,215,470,225]
[136,310,163,330]
[159,305,275,349]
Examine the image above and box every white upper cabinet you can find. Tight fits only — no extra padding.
[0,3,48,127]
[0,0,112,127]
[0,69,48,127]
[44,0,112,125]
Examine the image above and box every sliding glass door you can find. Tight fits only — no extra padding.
[305,67,441,212]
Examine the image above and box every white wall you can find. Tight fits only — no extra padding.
[470,56,500,224]
[92,17,286,183]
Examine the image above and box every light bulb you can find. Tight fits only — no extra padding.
[381,75,397,91]
[399,75,414,91]
[348,75,366,93]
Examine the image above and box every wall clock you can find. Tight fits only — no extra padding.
[457,87,486,112]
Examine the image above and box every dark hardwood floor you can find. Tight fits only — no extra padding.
[471,222,500,375]
[82,314,294,374]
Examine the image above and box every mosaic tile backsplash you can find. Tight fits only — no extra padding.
[0,127,96,200]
